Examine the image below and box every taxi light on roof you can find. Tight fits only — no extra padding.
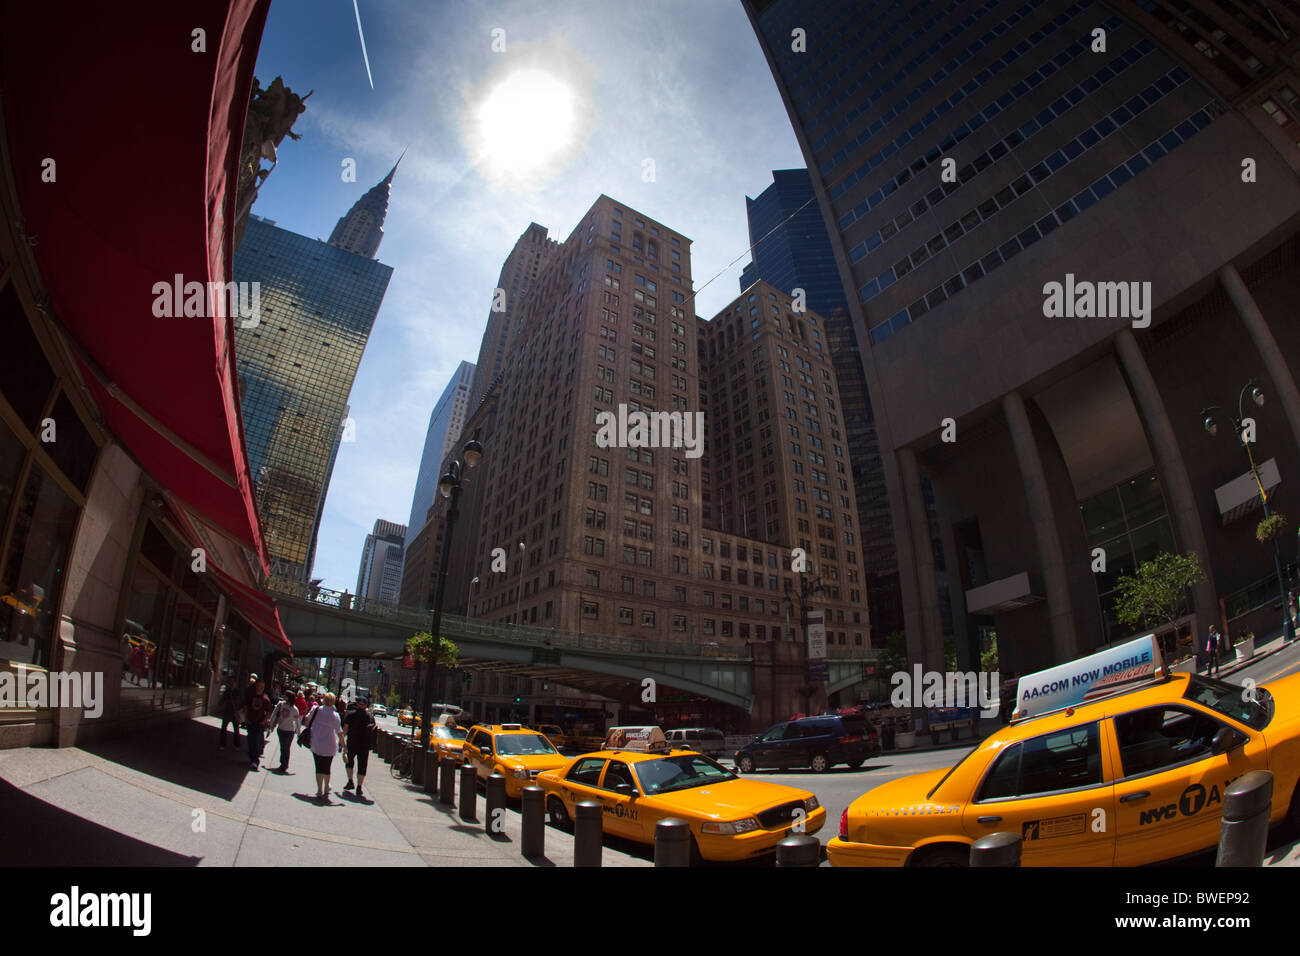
[500,723,523,731]
[1012,633,1164,722]
[604,726,669,752]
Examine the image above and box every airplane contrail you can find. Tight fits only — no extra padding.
[353,0,374,89]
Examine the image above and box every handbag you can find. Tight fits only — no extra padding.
[298,706,317,748]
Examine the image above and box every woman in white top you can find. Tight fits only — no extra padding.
[306,692,346,801]
[269,691,302,773]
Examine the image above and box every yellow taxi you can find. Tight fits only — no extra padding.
[462,724,570,798]
[397,709,418,728]
[536,726,825,863]
[535,724,567,750]
[828,635,1300,866]
[431,721,468,762]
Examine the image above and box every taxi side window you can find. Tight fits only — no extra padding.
[976,722,1102,801]
[567,757,606,785]
[602,761,635,791]
[1115,707,1224,778]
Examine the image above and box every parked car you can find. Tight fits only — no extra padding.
[371,704,388,717]
[734,715,879,773]
[663,727,726,756]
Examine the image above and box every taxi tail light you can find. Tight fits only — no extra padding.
[839,807,848,840]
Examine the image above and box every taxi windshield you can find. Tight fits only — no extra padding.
[434,726,467,740]
[1183,674,1271,730]
[635,754,735,794]
[494,733,558,756]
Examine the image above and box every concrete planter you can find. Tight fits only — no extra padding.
[1235,637,1255,661]
[895,730,916,749]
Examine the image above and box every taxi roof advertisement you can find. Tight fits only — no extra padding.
[1014,634,1163,719]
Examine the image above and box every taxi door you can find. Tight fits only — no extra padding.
[552,756,607,819]
[961,720,1117,866]
[1108,705,1264,865]
[465,729,491,779]
[595,760,644,839]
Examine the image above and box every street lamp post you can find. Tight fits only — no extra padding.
[1201,380,1295,645]
[468,576,479,617]
[417,438,484,758]
[784,574,826,717]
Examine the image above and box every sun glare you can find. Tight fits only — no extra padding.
[475,69,577,182]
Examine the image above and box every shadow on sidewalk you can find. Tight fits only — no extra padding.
[0,777,200,866]
[80,717,252,802]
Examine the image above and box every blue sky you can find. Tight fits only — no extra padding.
[249,0,805,593]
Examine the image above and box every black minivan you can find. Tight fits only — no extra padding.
[733,715,879,773]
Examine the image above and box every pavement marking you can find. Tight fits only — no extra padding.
[1258,657,1300,683]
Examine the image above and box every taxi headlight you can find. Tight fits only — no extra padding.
[702,818,759,835]
[511,767,529,780]
[803,796,820,813]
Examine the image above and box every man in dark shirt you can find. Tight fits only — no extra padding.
[343,697,377,801]
[243,678,273,770]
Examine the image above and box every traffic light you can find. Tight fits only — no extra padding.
[514,695,522,704]
[464,672,472,686]
[351,658,359,670]
[376,664,383,675]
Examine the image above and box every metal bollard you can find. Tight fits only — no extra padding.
[458,765,477,821]
[970,832,1021,866]
[486,773,508,838]
[521,785,546,858]
[422,750,439,795]
[654,818,692,867]
[573,801,603,867]
[412,744,426,786]
[372,730,382,756]
[383,733,393,761]
[439,756,456,806]
[775,834,821,867]
[1217,770,1273,867]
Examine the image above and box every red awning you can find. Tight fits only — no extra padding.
[2,1,288,650]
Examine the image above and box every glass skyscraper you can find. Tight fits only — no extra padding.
[234,213,394,581]
[744,0,1300,676]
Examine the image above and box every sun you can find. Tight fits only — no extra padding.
[473,69,577,183]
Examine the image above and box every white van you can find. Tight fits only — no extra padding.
[663,727,726,756]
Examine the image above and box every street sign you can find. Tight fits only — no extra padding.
[806,661,829,682]
[806,609,826,660]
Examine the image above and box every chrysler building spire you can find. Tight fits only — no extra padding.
[327,151,403,258]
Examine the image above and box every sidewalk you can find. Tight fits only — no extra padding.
[0,716,650,867]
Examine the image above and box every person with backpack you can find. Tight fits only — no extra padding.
[269,690,301,772]
[342,697,377,801]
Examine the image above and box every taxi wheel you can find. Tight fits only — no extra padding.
[689,834,704,867]
[737,755,755,774]
[912,845,969,867]
[845,758,864,769]
[810,754,830,773]
[547,796,572,831]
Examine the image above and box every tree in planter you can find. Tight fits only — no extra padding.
[407,631,459,737]
[1112,551,1206,660]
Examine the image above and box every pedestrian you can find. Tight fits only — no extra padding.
[343,697,377,801]
[269,690,301,772]
[307,692,345,801]
[217,680,242,749]
[1206,625,1223,677]
[243,677,273,770]
[294,687,311,718]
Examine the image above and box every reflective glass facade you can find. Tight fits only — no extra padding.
[233,216,393,580]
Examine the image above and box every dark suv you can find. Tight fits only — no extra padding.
[733,715,880,773]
